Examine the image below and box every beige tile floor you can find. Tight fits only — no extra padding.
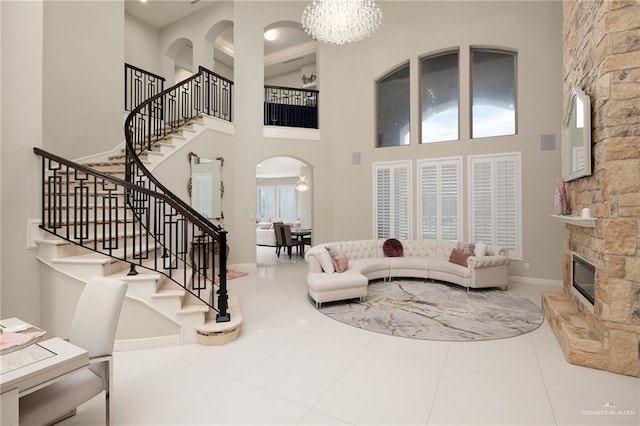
[61,246,639,425]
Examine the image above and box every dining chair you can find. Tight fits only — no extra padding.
[272,222,284,256]
[19,276,128,426]
[277,224,298,259]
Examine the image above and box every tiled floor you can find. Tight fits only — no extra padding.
[64,246,639,425]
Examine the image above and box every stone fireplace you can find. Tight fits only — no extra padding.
[572,253,596,305]
[541,0,640,377]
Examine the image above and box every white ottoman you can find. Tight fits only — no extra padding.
[307,271,368,307]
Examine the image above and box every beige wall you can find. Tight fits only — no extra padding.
[125,12,162,75]
[1,0,44,324]
[42,0,124,159]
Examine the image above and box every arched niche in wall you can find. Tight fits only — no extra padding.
[166,37,194,84]
[205,20,234,82]
[263,21,317,89]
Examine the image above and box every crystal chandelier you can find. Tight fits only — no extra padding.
[301,0,383,45]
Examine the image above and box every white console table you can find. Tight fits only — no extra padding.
[0,318,89,426]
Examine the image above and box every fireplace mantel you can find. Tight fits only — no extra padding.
[551,214,596,228]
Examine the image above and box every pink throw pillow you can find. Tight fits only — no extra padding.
[449,248,472,266]
[332,251,349,273]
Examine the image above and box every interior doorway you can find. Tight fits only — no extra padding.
[255,156,313,264]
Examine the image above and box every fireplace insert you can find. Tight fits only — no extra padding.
[572,253,595,304]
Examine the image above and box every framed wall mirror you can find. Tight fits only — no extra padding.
[562,86,592,182]
[188,152,224,220]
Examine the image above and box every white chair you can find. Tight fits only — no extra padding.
[19,276,128,426]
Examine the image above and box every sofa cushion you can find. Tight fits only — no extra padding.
[349,258,389,276]
[307,271,367,292]
[386,257,428,270]
[317,248,335,273]
[449,248,472,266]
[383,238,404,257]
[430,259,471,278]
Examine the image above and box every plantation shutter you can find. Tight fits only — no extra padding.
[469,153,521,259]
[376,167,391,238]
[418,157,462,241]
[420,163,438,240]
[374,161,411,239]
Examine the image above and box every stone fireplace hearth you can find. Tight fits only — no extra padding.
[541,0,640,377]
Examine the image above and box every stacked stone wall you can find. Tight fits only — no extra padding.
[561,0,640,376]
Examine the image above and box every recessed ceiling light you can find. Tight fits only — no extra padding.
[264,29,278,41]
[140,0,147,3]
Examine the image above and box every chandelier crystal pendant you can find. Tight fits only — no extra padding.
[301,0,383,45]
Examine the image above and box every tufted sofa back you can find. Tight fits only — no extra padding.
[323,240,379,260]
[400,239,437,258]
[305,239,509,273]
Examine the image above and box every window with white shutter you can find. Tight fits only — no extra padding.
[373,161,411,239]
[417,157,462,241]
[469,152,522,259]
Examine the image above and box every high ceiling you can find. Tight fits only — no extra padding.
[125,0,316,79]
[125,0,216,29]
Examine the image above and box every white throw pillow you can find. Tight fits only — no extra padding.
[474,242,487,257]
[317,248,335,273]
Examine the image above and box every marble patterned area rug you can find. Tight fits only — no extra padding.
[317,280,544,341]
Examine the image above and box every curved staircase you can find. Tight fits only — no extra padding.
[34,66,240,348]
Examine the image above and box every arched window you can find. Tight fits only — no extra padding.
[471,49,517,138]
[376,63,410,147]
[420,50,459,143]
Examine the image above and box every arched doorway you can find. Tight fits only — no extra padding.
[255,156,313,263]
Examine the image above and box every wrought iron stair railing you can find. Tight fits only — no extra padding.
[34,66,235,323]
[124,66,233,322]
[125,63,166,112]
[34,147,230,322]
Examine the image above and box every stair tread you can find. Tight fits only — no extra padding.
[51,252,115,265]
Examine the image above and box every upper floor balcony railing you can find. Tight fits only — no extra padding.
[125,63,166,112]
[125,64,233,123]
[264,85,319,129]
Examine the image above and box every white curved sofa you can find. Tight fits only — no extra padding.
[304,239,509,307]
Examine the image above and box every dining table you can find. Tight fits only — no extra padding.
[0,317,89,426]
[291,228,312,257]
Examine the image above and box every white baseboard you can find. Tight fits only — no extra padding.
[114,334,182,352]
[510,275,562,287]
